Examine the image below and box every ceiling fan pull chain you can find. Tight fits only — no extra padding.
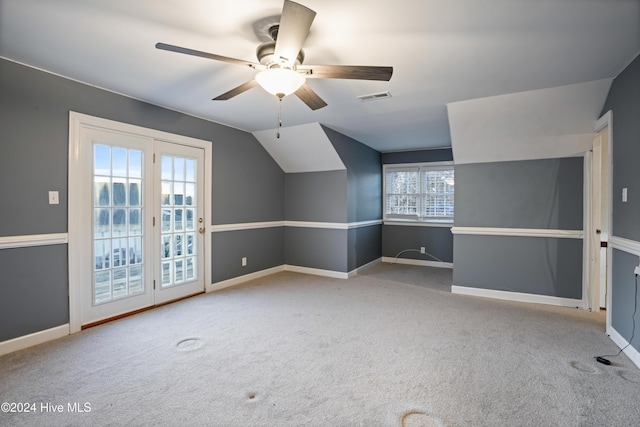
[277,96,283,139]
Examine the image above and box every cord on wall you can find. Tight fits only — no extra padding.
[392,248,444,264]
[595,272,639,365]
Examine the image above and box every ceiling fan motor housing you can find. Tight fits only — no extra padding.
[256,25,305,68]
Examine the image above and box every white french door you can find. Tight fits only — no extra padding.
[83,127,155,324]
[154,141,205,305]
[69,115,208,328]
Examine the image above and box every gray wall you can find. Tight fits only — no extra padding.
[285,228,347,272]
[0,58,284,341]
[381,148,454,264]
[323,125,382,223]
[0,246,69,341]
[212,136,284,225]
[283,128,383,273]
[211,227,284,283]
[285,171,347,222]
[602,54,640,242]
[455,158,583,230]
[381,148,453,164]
[611,249,640,349]
[383,226,454,263]
[602,54,640,352]
[348,226,382,272]
[325,126,382,270]
[453,157,584,298]
[454,235,583,299]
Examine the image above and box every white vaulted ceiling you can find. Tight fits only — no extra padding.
[448,79,614,164]
[253,123,345,173]
[1,0,639,154]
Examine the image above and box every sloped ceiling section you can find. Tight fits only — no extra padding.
[447,79,613,164]
[253,122,346,173]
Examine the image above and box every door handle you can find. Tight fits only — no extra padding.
[198,217,205,234]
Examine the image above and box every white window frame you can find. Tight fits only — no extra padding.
[383,161,454,224]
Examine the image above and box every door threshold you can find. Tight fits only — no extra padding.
[81,291,205,330]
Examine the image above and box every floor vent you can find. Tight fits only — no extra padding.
[357,91,392,102]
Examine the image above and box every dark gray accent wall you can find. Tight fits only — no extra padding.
[0,58,284,340]
[211,227,284,283]
[382,148,453,164]
[285,228,347,273]
[284,170,347,222]
[453,157,584,297]
[601,54,640,242]
[323,125,382,222]
[212,137,284,225]
[0,245,69,341]
[455,158,583,229]
[603,54,640,353]
[611,249,640,351]
[323,126,383,271]
[453,235,583,299]
[382,225,453,263]
[348,226,382,272]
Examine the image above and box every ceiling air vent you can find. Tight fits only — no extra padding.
[357,91,392,102]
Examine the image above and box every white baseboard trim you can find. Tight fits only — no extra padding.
[207,266,285,292]
[451,285,582,308]
[0,324,69,357]
[349,258,382,277]
[284,264,349,279]
[208,260,387,290]
[382,256,453,269]
[608,326,640,369]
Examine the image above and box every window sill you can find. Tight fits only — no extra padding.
[384,219,453,227]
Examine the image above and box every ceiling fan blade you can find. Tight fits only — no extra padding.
[298,64,393,81]
[156,42,261,69]
[294,84,327,110]
[212,79,259,100]
[274,1,316,67]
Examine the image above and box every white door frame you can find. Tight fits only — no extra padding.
[68,112,212,333]
[583,110,612,319]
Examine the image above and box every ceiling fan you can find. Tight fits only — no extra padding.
[155,0,393,111]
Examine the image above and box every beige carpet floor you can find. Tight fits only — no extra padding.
[1,263,639,426]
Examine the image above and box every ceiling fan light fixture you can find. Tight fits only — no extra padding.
[255,68,306,98]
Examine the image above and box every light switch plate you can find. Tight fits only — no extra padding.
[48,191,59,205]
[622,187,628,203]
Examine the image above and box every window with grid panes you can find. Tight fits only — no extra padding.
[384,163,454,222]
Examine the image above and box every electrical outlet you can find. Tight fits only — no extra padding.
[420,247,426,254]
[242,257,247,267]
[48,191,59,205]
[634,265,640,276]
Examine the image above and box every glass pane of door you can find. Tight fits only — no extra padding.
[155,141,204,305]
[160,154,198,288]
[93,144,145,304]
